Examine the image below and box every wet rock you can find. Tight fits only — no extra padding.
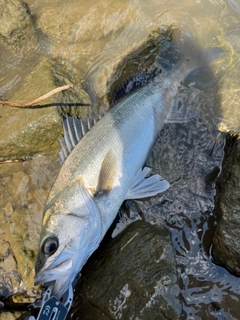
[0,241,21,299]
[0,3,92,162]
[0,311,22,320]
[0,58,62,161]
[106,27,181,106]
[52,60,91,118]
[0,155,60,307]
[70,221,181,320]
[217,61,240,131]
[0,0,31,40]
[212,132,240,274]
[0,47,93,161]
[0,57,91,161]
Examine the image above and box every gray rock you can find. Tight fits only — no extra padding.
[212,132,240,274]
[70,221,181,320]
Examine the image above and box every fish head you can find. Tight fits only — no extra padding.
[34,181,102,298]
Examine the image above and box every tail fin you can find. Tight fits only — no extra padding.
[107,26,224,125]
[161,35,224,123]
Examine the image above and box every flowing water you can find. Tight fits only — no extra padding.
[1,0,240,319]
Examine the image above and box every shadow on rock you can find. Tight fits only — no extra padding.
[212,132,240,275]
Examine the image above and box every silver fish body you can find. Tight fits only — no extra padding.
[34,72,180,298]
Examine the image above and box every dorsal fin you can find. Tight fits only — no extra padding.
[59,114,102,164]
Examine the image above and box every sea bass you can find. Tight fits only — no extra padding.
[34,58,190,300]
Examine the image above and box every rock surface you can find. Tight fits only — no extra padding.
[0,155,60,306]
[212,132,240,274]
[0,1,91,162]
[69,221,181,320]
[0,57,91,161]
[0,0,31,40]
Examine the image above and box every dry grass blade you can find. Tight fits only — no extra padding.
[0,84,73,107]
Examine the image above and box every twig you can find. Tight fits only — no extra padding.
[0,159,25,164]
[0,84,73,107]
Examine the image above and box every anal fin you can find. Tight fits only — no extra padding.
[126,167,170,200]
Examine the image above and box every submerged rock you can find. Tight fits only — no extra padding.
[0,155,60,311]
[0,0,31,40]
[0,56,91,161]
[212,132,240,274]
[70,221,181,320]
[0,58,62,161]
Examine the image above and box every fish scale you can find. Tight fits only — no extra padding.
[47,83,167,209]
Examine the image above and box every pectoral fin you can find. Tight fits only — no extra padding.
[126,167,170,200]
[96,150,118,194]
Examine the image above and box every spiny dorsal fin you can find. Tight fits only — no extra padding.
[59,114,102,164]
[95,150,118,195]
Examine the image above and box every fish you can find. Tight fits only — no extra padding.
[34,38,203,301]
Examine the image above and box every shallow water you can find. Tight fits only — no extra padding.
[1,0,240,129]
[1,0,240,319]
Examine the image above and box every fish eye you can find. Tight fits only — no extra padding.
[42,237,58,256]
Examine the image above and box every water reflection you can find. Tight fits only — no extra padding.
[227,0,240,14]
[140,63,236,317]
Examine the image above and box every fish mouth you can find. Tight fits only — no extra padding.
[34,257,73,287]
